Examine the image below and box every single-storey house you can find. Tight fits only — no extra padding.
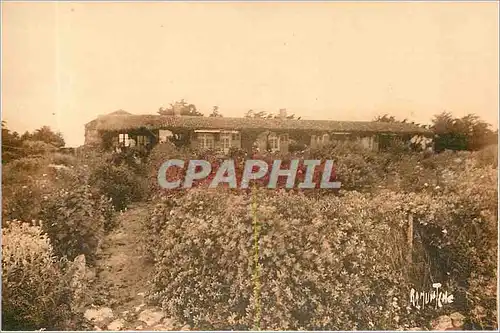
[84,109,433,154]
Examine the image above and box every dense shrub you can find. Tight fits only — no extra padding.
[307,141,389,191]
[1,159,100,225]
[147,189,423,330]
[416,162,497,329]
[363,165,498,330]
[2,156,47,173]
[98,194,118,232]
[50,152,79,166]
[2,157,51,223]
[140,196,178,262]
[288,141,308,153]
[21,140,58,156]
[377,149,497,330]
[145,149,498,330]
[109,146,150,172]
[228,147,248,159]
[2,221,90,330]
[39,185,107,264]
[89,161,147,211]
[473,144,498,168]
[2,180,45,224]
[146,142,194,198]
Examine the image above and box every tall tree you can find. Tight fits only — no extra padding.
[2,121,23,163]
[29,126,65,148]
[244,109,254,118]
[432,112,496,152]
[245,110,268,118]
[158,99,204,116]
[245,110,298,119]
[373,114,409,123]
[209,106,223,117]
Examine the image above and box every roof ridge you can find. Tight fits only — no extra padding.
[91,113,432,135]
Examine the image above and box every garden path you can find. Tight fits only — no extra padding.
[85,203,188,331]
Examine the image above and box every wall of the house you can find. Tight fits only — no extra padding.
[358,136,378,151]
[87,123,427,155]
[84,121,102,147]
[310,132,379,151]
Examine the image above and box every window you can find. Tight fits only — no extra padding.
[119,133,129,146]
[136,135,149,146]
[231,132,240,141]
[198,133,215,149]
[221,133,231,152]
[206,136,214,149]
[268,134,280,152]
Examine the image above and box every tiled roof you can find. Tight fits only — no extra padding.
[90,114,432,135]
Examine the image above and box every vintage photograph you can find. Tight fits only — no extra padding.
[1,1,499,331]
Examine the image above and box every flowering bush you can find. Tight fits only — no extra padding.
[361,164,498,330]
[2,157,54,223]
[144,144,498,329]
[146,142,193,198]
[50,152,78,166]
[146,189,422,330]
[20,140,58,156]
[2,221,91,330]
[472,144,498,168]
[39,185,107,264]
[306,141,389,191]
[89,160,147,211]
[2,180,45,224]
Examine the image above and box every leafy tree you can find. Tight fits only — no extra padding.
[28,126,65,148]
[20,131,31,141]
[374,114,410,124]
[2,123,65,163]
[245,110,300,120]
[21,140,58,156]
[273,113,297,119]
[254,111,268,118]
[209,106,223,117]
[432,112,496,152]
[244,109,254,118]
[2,122,23,163]
[158,99,204,116]
[374,112,497,152]
[244,110,273,119]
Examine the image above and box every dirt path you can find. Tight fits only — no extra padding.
[95,202,152,312]
[85,203,184,331]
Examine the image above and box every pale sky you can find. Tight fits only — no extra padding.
[2,2,499,147]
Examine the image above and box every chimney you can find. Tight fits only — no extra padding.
[173,102,182,116]
[279,108,287,120]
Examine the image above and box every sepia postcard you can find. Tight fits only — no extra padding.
[1,1,499,332]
